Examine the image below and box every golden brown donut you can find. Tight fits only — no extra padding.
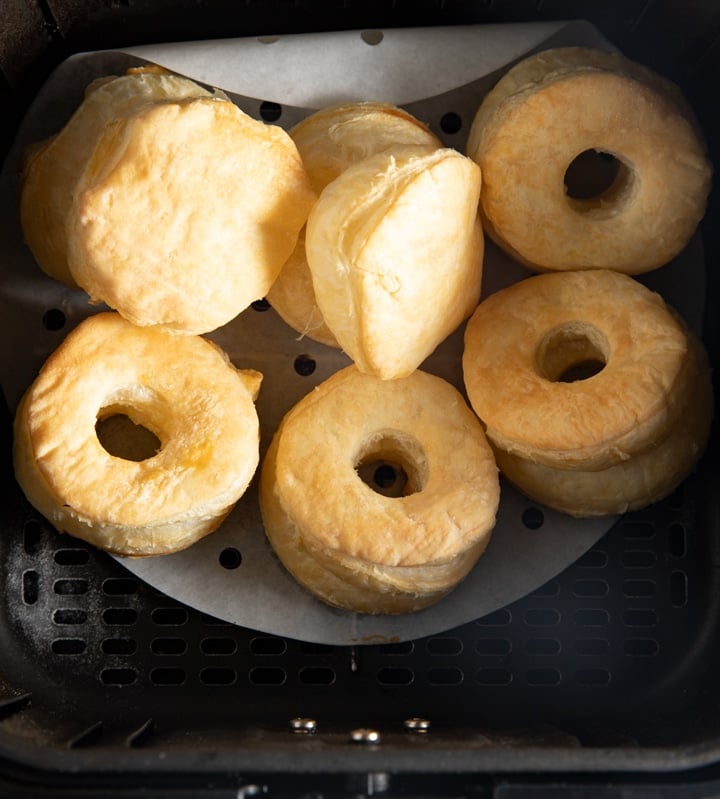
[305,144,484,379]
[466,47,712,274]
[259,365,500,614]
[494,360,713,517]
[20,70,216,287]
[267,102,441,347]
[64,93,315,334]
[13,312,263,556]
[462,270,700,470]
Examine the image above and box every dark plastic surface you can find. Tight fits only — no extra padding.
[1,1,720,796]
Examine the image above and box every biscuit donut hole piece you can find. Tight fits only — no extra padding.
[462,270,698,471]
[13,312,263,557]
[19,70,216,287]
[268,102,442,347]
[66,97,316,335]
[259,365,500,615]
[305,144,484,379]
[466,47,712,274]
[535,322,609,383]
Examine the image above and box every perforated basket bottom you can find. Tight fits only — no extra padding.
[2,450,718,760]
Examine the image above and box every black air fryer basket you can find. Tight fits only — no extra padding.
[1,2,719,797]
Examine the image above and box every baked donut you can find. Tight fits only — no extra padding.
[462,270,701,471]
[20,69,216,287]
[305,144,484,379]
[466,47,712,274]
[259,365,499,614]
[494,359,713,517]
[13,312,263,556]
[267,102,441,347]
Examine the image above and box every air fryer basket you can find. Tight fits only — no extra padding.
[1,1,719,797]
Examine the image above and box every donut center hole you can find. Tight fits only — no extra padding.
[96,404,163,462]
[355,432,428,498]
[564,149,632,209]
[536,323,609,383]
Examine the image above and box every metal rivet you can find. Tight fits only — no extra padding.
[237,787,266,799]
[351,727,381,744]
[404,717,431,734]
[289,717,317,734]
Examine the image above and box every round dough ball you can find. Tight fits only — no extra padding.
[20,69,215,286]
[305,144,484,379]
[268,102,441,347]
[66,95,315,334]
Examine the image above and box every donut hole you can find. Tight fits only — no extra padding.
[96,393,165,462]
[535,323,609,383]
[357,460,409,498]
[564,149,633,212]
[354,431,428,498]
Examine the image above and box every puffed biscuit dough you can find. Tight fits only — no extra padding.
[268,102,441,346]
[305,144,484,379]
[20,69,215,287]
[21,69,316,335]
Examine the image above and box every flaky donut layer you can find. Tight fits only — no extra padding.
[466,47,712,274]
[259,365,499,614]
[462,270,697,470]
[268,102,441,347]
[305,144,484,379]
[13,312,262,556]
[66,95,315,334]
[495,361,713,517]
